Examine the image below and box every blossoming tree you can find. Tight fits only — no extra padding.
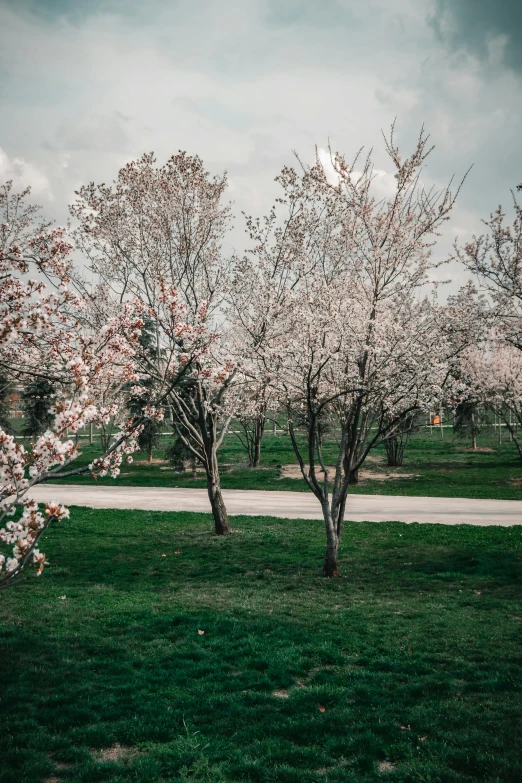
[70,153,237,535]
[453,193,522,351]
[461,337,522,459]
[232,127,472,576]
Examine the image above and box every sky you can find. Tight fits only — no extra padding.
[1,0,521,287]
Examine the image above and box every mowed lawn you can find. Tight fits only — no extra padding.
[44,430,522,500]
[1,509,521,782]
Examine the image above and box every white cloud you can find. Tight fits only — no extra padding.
[317,147,341,185]
[317,149,398,200]
[0,147,53,201]
[365,168,398,200]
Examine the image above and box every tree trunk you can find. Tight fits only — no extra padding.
[251,443,261,467]
[191,456,197,479]
[471,433,477,450]
[323,541,339,577]
[148,444,153,462]
[206,474,231,535]
[252,424,263,467]
[321,503,340,577]
[323,510,340,577]
[248,417,265,467]
[348,467,359,485]
[385,436,405,467]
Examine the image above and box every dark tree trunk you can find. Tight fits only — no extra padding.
[348,467,359,485]
[206,473,231,535]
[385,435,407,466]
[251,427,262,467]
[323,510,340,577]
[246,416,265,467]
[148,444,153,462]
[100,428,109,452]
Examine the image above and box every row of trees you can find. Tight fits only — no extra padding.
[1,126,521,585]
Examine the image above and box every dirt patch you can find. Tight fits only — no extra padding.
[279,464,418,482]
[92,744,140,764]
[159,466,206,472]
[272,689,290,699]
[459,447,496,453]
[45,756,73,777]
[378,760,396,773]
[361,471,418,482]
[365,454,383,464]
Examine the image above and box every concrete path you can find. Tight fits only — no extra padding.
[30,485,522,526]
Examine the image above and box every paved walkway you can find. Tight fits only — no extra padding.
[30,485,522,526]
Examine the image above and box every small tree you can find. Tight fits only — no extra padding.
[165,435,197,478]
[453,399,481,450]
[234,386,272,467]
[382,411,422,466]
[125,321,165,462]
[463,339,522,460]
[127,381,164,462]
[22,378,56,438]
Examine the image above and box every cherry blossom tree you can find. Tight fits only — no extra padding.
[232,126,472,576]
[0,181,203,588]
[453,192,522,351]
[231,379,278,467]
[462,338,522,459]
[452,187,522,454]
[381,411,423,467]
[70,153,237,535]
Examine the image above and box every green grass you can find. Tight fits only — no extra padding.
[1,508,521,782]
[46,429,522,500]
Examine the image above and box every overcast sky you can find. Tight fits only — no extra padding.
[1,0,521,285]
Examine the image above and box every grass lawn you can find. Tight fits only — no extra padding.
[45,429,522,501]
[1,508,521,782]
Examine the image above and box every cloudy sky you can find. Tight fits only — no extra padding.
[1,0,521,283]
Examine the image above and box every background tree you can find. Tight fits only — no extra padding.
[453,190,522,351]
[22,378,56,438]
[453,399,481,450]
[124,318,165,462]
[233,384,274,467]
[126,378,164,462]
[453,185,522,455]
[462,339,522,459]
[382,411,423,467]
[165,434,197,478]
